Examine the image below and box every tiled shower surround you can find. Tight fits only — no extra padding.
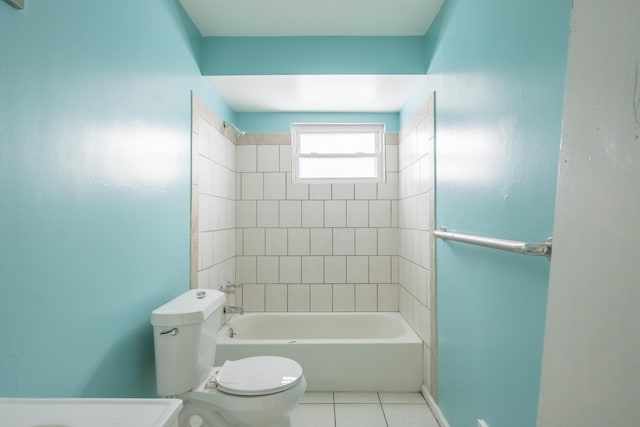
[235,135,400,313]
[192,94,436,392]
[192,96,238,303]
[398,94,436,394]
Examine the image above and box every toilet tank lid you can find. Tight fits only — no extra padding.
[151,289,225,327]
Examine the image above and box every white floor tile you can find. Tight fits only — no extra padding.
[293,390,439,427]
[291,404,335,427]
[335,404,387,427]
[378,392,426,404]
[334,392,379,404]
[301,392,334,404]
[382,404,440,427]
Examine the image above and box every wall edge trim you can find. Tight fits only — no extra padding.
[422,383,450,427]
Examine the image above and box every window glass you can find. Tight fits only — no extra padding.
[299,133,377,154]
[292,123,385,183]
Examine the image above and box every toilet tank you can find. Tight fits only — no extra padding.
[151,289,226,396]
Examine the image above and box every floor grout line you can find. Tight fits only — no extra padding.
[332,392,336,427]
[295,391,435,427]
[378,392,391,427]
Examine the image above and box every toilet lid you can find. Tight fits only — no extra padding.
[215,356,303,396]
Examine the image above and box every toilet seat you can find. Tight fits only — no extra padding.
[215,356,303,396]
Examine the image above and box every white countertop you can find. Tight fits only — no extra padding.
[0,398,182,427]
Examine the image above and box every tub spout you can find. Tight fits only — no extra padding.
[224,305,244,314]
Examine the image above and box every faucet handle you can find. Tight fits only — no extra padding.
[219,281,242,294]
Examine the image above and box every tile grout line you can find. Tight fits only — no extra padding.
[332,392,337,427]
[377,392,391,427]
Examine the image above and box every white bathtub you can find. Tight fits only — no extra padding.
[215,312,423,392]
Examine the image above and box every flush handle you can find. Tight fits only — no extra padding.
[160,328,179,336]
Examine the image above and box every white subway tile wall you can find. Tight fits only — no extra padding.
[324,200,347,228]
[257,145,279,172]
[347,200,369,227]
[398,93,436,393]
[280,200,302,227]
[310,285,333,312]
[310,183,332,200]
[257,201,279,227]
[355,228,377,255]
[333,284,355,311]
[279,146,292,172]
[265,284,287,311]
[302,201,324,227]
[310,229,332,255]
[346,256,368,283]
[191,100,434,386]
[257,256,279,283]
[235,138,401,313]
[266,228,287,255]
[288,284,310,312]
[288,229,310,256]
[264,172,286,199]
[193,97,434,394]
[192,103,236,303]
[302,256,324,284]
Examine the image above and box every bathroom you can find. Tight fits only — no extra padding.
[1,1,639,427]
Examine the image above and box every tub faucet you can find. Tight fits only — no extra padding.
[219,281,242,294]
[224,305,244,314]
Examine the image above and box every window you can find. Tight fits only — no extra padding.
[291,123,385,183]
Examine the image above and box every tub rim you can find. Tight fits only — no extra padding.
[217,311,422,344]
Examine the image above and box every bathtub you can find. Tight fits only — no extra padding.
[215,312,423,392]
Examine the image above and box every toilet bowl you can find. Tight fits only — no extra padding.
[180,358,306,427]
[151,290,306,427]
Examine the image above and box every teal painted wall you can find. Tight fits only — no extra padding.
[400,1,571,426]
[0,1,571,419]
[237,112,399,133]
[0,0,231,397]
[205,36,414,133]
[201,36,426,75]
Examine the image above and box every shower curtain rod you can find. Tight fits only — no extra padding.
[433,227,552,260]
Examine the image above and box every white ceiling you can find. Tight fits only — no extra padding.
[180,0,443,112]
[179,0,442,37]
[207,75,427,112]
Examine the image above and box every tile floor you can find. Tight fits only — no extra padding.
[290,392,440,427]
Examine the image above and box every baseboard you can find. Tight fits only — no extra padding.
[421,384,450,427]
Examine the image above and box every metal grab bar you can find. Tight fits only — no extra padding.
[433,228,552,260]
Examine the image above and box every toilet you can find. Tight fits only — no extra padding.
[151,289,306,427]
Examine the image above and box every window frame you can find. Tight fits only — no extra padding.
[291,123,386,184]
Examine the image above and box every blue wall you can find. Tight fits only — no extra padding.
[0,0,571,419]
[201,36,426,75]
[400,1,571,426]
[0,0,231,397]
[202,36,418,132]
[237,112,400,133]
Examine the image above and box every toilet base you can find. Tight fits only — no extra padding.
[177,375,306,427]
[179,400,293,427]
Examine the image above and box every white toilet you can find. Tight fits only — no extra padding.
[151,289,306,427]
